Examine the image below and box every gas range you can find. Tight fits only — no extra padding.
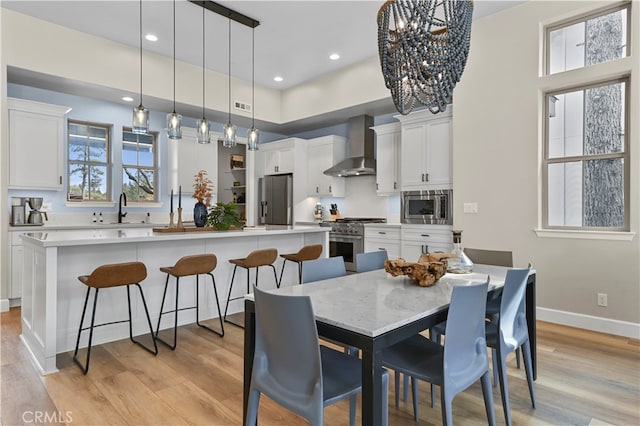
[320,217,387,236]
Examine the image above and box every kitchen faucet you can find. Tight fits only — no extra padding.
[118,192,127,223]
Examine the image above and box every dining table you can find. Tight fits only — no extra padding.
[243,264,536,425]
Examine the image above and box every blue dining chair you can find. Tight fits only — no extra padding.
[485,268,535,426]
[381,280,495,425]
[355,250,388,273]
[301,256,346,283]
[246,287,389,426]
[301,256,357,356]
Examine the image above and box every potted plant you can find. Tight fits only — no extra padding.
[192,170,213,227]
[206,202,243,230]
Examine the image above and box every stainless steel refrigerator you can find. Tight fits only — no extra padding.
[259,174,293,225]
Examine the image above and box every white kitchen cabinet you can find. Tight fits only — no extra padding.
[401,224,453,261]
[364,225,401,260]
[306,135,346,197]
[168,127,218,196]
[9,232,24,299]
[8,98,71,190]
[262,141,294,175]
[398,109,452,191]
[372,122,401,195]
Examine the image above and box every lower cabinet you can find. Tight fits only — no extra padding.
[9,231,25,300]
[401,225,453,261]
[364,226,401,260]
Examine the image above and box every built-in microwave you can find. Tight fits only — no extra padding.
[401,190,453,224]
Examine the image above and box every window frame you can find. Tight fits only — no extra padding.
[542,76,630,232]
[121,127,159,203]
[67,119,112,202]
[544,2,631,76]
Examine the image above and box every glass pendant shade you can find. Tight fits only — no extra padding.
[167,112,182,139]
[247,127,259,151]
[132,104,149,134]
[196,118,211,144]
[223,121,237,148]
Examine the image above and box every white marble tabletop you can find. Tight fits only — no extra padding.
[248,265,534,337]
[20,225,328,248]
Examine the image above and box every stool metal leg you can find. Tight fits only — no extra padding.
[253,267,257,290]
[129,283,158,355]
[223,265,239,323]
[155,273,180,350]
[73,286,99,374]
[297,261,303,284]
[270,265,279,288]
[277,259,288,288]
[195,272,224,337]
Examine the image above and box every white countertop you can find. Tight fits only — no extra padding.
[20,225,328,248]
[248,265,534,337]
[9,222,157,231]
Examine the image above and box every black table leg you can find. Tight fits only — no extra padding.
[526,273,537,380]
[243,300,256,425]
[361,347,384,425]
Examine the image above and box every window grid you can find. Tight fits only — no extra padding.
[122,128,158,202]
[67,120,111,202]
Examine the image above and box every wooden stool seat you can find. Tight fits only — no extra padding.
[73,261,157,374]
[156,254,224,349]
[278,244,323,286]
[224,248,279,327]
[78,261,147,288]
[160,253,217,277]
[229,248,278,269]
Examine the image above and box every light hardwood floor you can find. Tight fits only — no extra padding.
[1,307,639,425]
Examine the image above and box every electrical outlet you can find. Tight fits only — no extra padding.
[597,293,608,307]
[41,202,53,212]
[463,202,478,214]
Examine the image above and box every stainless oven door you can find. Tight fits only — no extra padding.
[329,234,363,272]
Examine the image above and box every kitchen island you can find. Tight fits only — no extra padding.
[20,225,328,374]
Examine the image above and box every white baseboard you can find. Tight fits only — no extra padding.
[537,307,640,339]
[0,299,9,313]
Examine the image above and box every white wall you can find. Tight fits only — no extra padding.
[453,0,639,329]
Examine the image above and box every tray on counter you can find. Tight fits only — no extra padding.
[152,226,242,233]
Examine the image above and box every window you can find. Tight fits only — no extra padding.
[122,128,157,202]
[544,79,629,230]
[542,4,631,232]
[68,120,111,201]
[546,4,629,75]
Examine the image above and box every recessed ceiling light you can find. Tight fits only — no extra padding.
[329,53,340,60]
[122,96,134,102]
[274,76,284,82]
[145,33,158,42]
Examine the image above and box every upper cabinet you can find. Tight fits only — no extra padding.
[397,109,452,191]
[168,127,218,196]
[262,141,294,175]
[8,98,71,191]
[306,135,346,197]
[371,122,401,195]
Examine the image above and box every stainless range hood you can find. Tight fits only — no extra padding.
[323,115,375,177]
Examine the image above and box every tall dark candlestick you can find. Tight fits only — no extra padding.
[179,185,182,208]
[170,189,173,213]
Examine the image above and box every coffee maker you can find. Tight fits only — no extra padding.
[26,197,47,225]
[10,197,26,225]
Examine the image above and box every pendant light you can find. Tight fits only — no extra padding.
[247,26,259,151]
[166,0,182,139]
[196,5,210,144]
[222,18,237,148]
[132,0,149,134]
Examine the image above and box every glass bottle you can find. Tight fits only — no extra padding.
[448,230,474,273]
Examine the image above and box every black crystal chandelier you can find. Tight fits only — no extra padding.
[377,0,474,115]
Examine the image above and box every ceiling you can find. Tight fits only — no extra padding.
[2,0,523,132]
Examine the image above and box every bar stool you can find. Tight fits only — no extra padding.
[73,261,157,374]
[155,254,224,350]
[278,244,323,286]
[224,248,278,326]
